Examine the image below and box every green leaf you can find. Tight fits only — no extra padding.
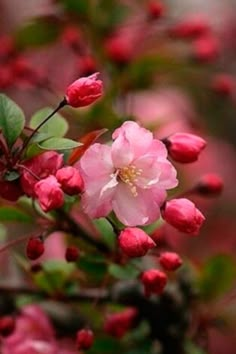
[0,94,25,147]
[93,218,116,250]
[4,170,20,181]
[34,260,75,294]
[197,254,236,301]
[78,254,107,282]
[15,16,61,49]
[57,0,89,15]
[0,206,32,223]
[108,261,140,280]
[38,137,82,150]
[30,107,69,137]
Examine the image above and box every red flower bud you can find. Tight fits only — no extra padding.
[78,56,97,77]
[159,252,183,271]
[0,65,13,88]
[105,35,134,64]
[34,175,64,212]
[147,1,165,20]
[211,74,235,96]
[0,181,23,201]
[0,316,15,337]
[20,151,63,197]
[104,308,137,338]
[26,237,45,260]
[65,73,103,108]
[65,246,79,262]
[61,25,81,48]
[0,35,15,58]
[162,198,205,235]
[76,329,94,350]
[118,227,156,258]
[195,173,223,196]
[193,35,219,62]
[140,269,167,297]
[168,17,210,39]
[165,133,206,163]
[56,166,84,195]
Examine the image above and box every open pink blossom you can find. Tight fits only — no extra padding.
[79,121,178,226]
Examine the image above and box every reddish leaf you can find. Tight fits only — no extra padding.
[68,128,107,165]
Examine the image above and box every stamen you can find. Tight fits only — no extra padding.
[118,164,142,196]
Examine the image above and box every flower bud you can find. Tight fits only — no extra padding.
[26,237,45,260]
[195,173,223,196]
[165,133,206,163]
[104,308,137,338]
[159,252,183,271]
[65,246,79,262]
[140,269,167,297]
[162,198,205,235]
[0,181,23,201]
[20,151,63,197]
[192,35,219,62]
[56,166,84,195]
[78,55,97,77]
[147,1,164,20]
[34,175,64,212]
[76,329,94,350]
[65,73,103,108]
[118,227,156,258]
[168,17,210,39]
[211,74,235,96]
[0,316,15,337]
[105,35,134,65]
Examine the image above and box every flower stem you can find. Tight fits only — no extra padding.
[18,98,67,158]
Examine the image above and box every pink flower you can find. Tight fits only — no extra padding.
[118,227,156,257]
[79,121,178,226]
[159,252,183,271]
[20,151,63,197]
[56,166,84,195]
[147,1,165,20]
[34,175,64,212]
[192,35,220,62]
[161,198,205,235]
[140,269,167,297]
[65,73,103,107]
[165,132,206,163]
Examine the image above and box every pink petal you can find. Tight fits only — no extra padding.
[112,183,165,226]
[111,133,134,168]
[112,121,153,158]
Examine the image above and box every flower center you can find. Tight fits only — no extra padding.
[118,165,142,196]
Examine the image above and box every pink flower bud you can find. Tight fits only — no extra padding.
[140,269,167,297]
[65,246,79,262]
[0,35,15,58]
[162,198,205,235]
[104,308,137,338]
[65,73,103,108]
[165,133,206,163]
[20,151,63,197]
[0,65,13,88]
[76,329,94,350]
[0,316,15,337]
[159,252,183,271]
[56,166,84,195]
[26,237,45,260]
[195,173,223,196]
[193,35,219,62]
[34,175,64,212]
[147,1,164,20]
[118,227,156,258]
[211,74,235,96]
